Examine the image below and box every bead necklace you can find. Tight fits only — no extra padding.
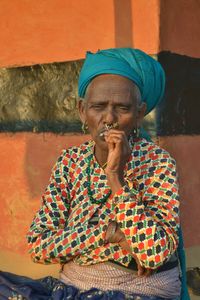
[86,155,111,205]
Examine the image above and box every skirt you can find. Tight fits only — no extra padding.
[0,271,180,300]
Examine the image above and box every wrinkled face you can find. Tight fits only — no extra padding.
[79,74,145,149]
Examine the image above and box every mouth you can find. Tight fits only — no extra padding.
[98,130,106,141]
[99,130,106,138]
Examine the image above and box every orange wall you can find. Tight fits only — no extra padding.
[1,0,199,67]
[0,133,91,277]
[0,0,159,67]
[0,133,89,255]
[160,0,200,58]
[159,136,200,248]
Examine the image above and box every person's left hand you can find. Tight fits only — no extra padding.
[105,221,152,277]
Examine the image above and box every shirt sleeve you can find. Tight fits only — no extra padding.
[113,155,180,269]
[26,150,107,265]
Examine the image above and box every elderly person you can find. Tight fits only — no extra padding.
[0,48,188,300]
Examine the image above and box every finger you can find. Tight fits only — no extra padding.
[137,265,145,276]
[105,136,115,152]
[105,135,126,146]
[106,129,126,135]
[138,268,152,277]
[106,130,127,141]
[106,132,130,149]
[106,139,123,155]
[104,133,117,148]
[106,136,125,146]
[144,269,152,277]
[105,135,122,147]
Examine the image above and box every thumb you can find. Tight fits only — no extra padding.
[137,264,145,276]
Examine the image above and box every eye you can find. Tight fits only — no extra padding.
[117,106,130,111]
[91,104,104,110]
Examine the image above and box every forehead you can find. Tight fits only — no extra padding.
[85,74,140,101]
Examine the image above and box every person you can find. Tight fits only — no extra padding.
[0,48,189,300]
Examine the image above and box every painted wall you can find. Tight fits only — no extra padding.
[0,133,89,277]
[158,136,200,248]
[0,0,159,67]
[0,0,200,287]
[160,0,200,58]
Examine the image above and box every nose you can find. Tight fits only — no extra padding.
[103,107,117,125]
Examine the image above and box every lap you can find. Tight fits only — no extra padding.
[0,271,179,300]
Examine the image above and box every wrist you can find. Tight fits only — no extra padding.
[106,172,125,194]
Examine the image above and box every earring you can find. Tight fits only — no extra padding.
[133,128,137,137]
[132,128,138,137]
[82,123,88,134]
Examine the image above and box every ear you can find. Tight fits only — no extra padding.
[137,102,146,127]
[78,98,87,123]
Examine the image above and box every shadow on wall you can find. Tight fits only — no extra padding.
[157,52,200,136]
[158,0,200,135]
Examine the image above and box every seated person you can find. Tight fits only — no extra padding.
[0,48,186,300]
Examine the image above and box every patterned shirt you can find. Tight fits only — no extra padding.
[27,138,180,269]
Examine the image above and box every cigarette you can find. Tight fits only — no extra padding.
[99,132,105,137]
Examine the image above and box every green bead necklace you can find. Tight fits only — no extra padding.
[86,155,111,205]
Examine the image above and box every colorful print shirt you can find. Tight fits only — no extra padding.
[27,139,180,269]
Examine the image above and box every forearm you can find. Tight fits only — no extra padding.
[113,185,180,269]
[27,222,107,264]
[75,242,123,265]
[106,172,125,195]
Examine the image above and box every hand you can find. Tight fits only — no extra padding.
[105,221,124,244]
[104,129,131,174]
[105,221,152,277]
[104,130,131,193]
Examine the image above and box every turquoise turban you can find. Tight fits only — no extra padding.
[78,48,165,114]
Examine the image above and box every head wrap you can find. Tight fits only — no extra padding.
[78,48,165,114]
